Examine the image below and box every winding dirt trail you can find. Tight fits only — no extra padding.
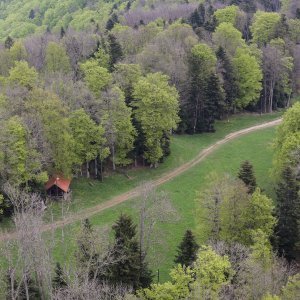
[0,118,282,242]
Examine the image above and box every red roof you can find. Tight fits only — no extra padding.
[45,176,71,193]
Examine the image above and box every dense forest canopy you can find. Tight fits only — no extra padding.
[0,0,299,299]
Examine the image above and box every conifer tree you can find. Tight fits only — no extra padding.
[238,160,257,193]
[275,167,300,261]
[108,34,123,71]
[109,214,152,289]
[203,73,225,132]
[52,262,67,290]
[174,230,199,267]
[4,36,14,49]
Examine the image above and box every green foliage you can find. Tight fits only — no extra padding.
[137,265,194,300]
[214,5,239,26]
[0,116,44,186]
[26,88,75,176]
[281,274,300,300]
[109,214,152,290]
[273,103,300,174]
[238,160,257,193]
[45,42,71,73]
[8,60,38,89]
[174,230,199,267]
[81,60,112,97]
[192,246,233,299]
[69,109,109,172]
[52,262,67,289]
[213,22,245,56]
[101,86,136,168]
[133,73,180,166]
[275,167,300,261]
[251,11,281,46]
[232,48,262,108]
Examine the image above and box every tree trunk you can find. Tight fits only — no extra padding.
[86,161,90,178]
[112,145,116,171]
[95,158,98,178]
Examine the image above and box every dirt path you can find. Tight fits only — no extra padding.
[0,118,282,241]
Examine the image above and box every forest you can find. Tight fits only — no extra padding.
[0,0,299,299]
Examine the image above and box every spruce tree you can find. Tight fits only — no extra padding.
[109,214,152,289]
[174,230,199,267]
[108,34,123,71]
[76,219,99,280]
[216,46,238,118]
[4,36,14,49]
[275,167,300,261]
[238,161,257,194]
[52,262,67,290]
[203,73,225,132]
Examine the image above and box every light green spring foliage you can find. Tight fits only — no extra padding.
[212,22,245,56]
[0,116,45,185]
[250,229,273,269]
[101,86,136,167]
[191,43,217,73]
[214,5,239,26]
[137,265,194,300]
[133,72,180,165]
[197,178,276,247]
[251,11,281,46]
[81,60,112,97]
[246,188,276,242]
[94,48,110,69]
[273,102,300,174]
[137,247,233,300]
[9,41,28,62]
[8,60,38,89]
[0,0,117,39]
[191,246,233,300]
[69,109,109,167]
[113,63,142,95]
[281,274,300,300]
[26,88,75,176]
[232,48,262,108]
[262,294,281,300]
[288,19,300,44]
[45,42,71,73]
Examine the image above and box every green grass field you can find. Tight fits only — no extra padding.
[42,112,282,223]
[50,125,277,282]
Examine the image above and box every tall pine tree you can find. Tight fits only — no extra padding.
[52,262,67,290]
[174,230,199,267]
[238,160,257,194]
[275,167,300,261]
[109,214,152,289]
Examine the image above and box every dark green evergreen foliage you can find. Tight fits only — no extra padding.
[28,9,35,19]
[161,132,171,159]
[52,262,67,290]
[174,230,199,267]
[186,50,224,133]
[216,47,238,117]
[106,13,119,31]
[60,27,66,39]
[203,73,225,132]
[189,4,205,29]
[275,167,300,261]
[109,214,152,290]
[296,8,300,19]
[276,14,289,39]
[76,219,100,279]
[108,34,123,71]
[4,36,14,49]
[238,160,257,194]
[6,272,41,300]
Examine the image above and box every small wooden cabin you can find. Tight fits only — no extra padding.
[45,176,71,199]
